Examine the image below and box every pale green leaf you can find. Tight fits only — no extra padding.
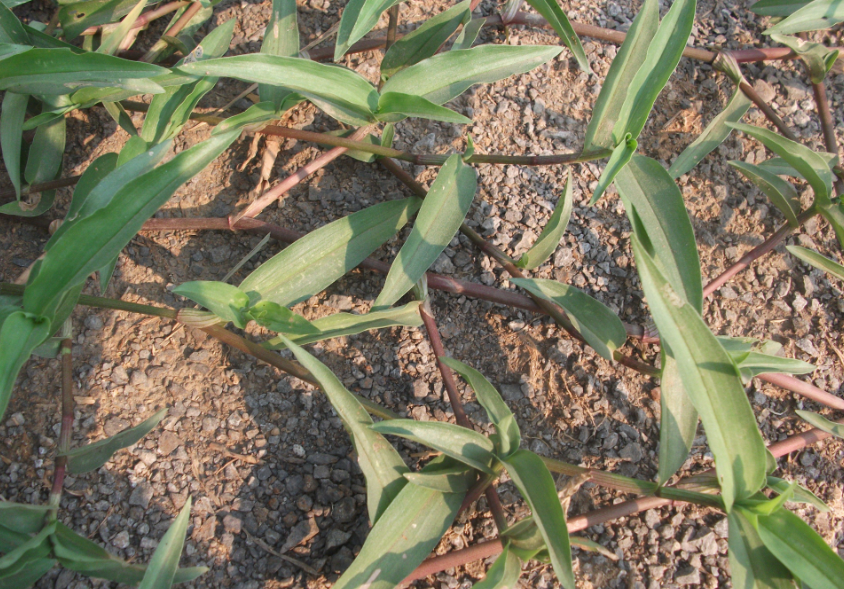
[658,349,698,485]
[451,17,483,51]
[473,545,522,589]
[0,312,51,422]
[756,152,839,177]
[281,335,408,523]
[66,153,119,219]
[58,0,140,40]
[766,476,830,512]
[729,161,801,227]
[786,245,844,281]
[795,410,844,439]
[138,498,197,589]
[260,0,299,108]
[524,0,587,70]
[0,522,55,580]
[247,301,319,335]
[24,100,65,189]
[734,351,814,383]
[172,281,250,328]
[510,278,626,361]
[0,91,28,200]
[0,1,28,44]
[335,0,404,61]
[375,91,471,124]
[727,510,795,589]
[765,0,844,33]
[212,101,291,136]
[240,197,421,307]
[770,34,838,83]
[516,174,573,269]
[590,132,637,204]
[374,155,476,309]
[0,503,51,535]
[96,0,147,56]
[751,0,812,17]
[402,456,475,493]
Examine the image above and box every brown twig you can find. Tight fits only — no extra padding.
[80,0,190,36]
[0,175,82,202]
[385,4,400,53]
[140,1,202,63]
[49,337,75,518]
[738,80,800,142]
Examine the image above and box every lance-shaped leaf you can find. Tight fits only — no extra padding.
[24,131,239,317]
[0,521,55,580]
[247,301,318,335]
[452,17,483,51]
[0,556,54,589]
[172,281,250,328]
[0,48,166,95]
[212,101,287,135]
[240,197,421,307]
[727,510,795,589]
[52,522,206,585]
[511,278,626,361]
[24,99,65,191]
[729,161,801,227]
[820,202,844,251]
[332,481,464,589]
[0,312,51,422]
[669,88,752,178]
[371,420,497,474]
[66,153,119,219]
[795,410,844,439]
[751,0,812,16]
[767,476,830,512]
[631,238,767,510]
[0,503,50,535]
[611,0,697,143]
[381,44,562,106]
[441,357,520,458]
[734,352,814,383]
[589,0,662,147]
[616,155,703,311]
[590,133,637,204]
[59,0,139,40]
[728,122,834,205]
[96,0,147,56]
[402,460,475,493]
[658,349,698,485]
[381,0,470,78]
[374,155,476,309]
[524,0,587,70]
[770,34,838,83]
[260,0,299,108]
[0,1,28,44]
[61,408,167,474]
[516,174,573,269]
[473,545,522,589]
[137,498,197,589]
[1,91,27,200]
[375,92,471,124]
[265,301,422,348]
[786,245,844,281]
[502,517,546,561]
[503,450,575,589]
[178,54,378,125]
[280,335,408,523]
[765,0,844,33]
[746,506,844,588]
[756,152,839,177]
[335,0,405,61]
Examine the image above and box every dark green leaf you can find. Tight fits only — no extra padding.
[517,174,573,269]
[795,410,844,439]
[0,521,54,577]
[24,100,65,189]
[0,523,29,554]
[371,419,497,475]
[0,312,51,422]
[739,488,797,517]
[0,91,28,200]
[786,245,844,281]
[502,517,546,561]
[59,0,140,40]
[658,349,698,485]
[670,88,752,178]
[172,281,250,328]
[374,155,476,309]
[473,545,521,589]
[334,0,404,61]
[727,510,795,589]
[66,153,119,219]
[281,336,408,523]
[375,91,471,124]
[138,498,199,589]
[503,450,574,589]
[765,0,844,33]
[0,2,28,45]
[103,101,139,136]
[0,557,54,589]
[729,161,801,227]
[240,197,421,307]
[524,0,587,70]
[590,132,637,204]
[260,0,299,108]
[96,0,147,56]
[612,0,697,143]
[62,408,166,473]
[381,44,562,106]
[451,17,483,51]
[751,0,812,17]
[511,278,626,361]
[0,502,51,535]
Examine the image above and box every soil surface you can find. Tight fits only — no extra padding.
[1,0,843,588]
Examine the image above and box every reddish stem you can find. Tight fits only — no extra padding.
[739,80,800,143]
[80,0,189,36]
[0,175,82,202]
[49,338,75,515]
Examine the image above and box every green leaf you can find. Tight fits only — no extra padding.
[770,34,838,83]
[24,131,239,317]
[766,476,830,512]
[103,100,139,136]
[819,202,844,251]
[616,155,703,311]
[524,0,587,70]
[0,1,28,44]
[280,335,408,523]
[240,197,421,307]
[332,481,464,589]
[728,122,834,205]
[260,0,299,109]
[381,0,470,78]
[0,91,28,200]
[212,101,290,136]
[473,545,522,589]
[734,351,814,383]
[371,419,497,475]
[739,488,797,518]
[97,0,147,56]
[502,517,547,560]
[611,0,697,143]
[727,510,795,589]
[749,506,844,589]
[786,245,844,281]
[756,152,839,177]
[657,349,698,485]
[58,0,140,40]
[0,557,54,589]
[0,312,51,422]
[795,410,844,439]
[178,55,378,126]
[381,44,562,106]
[751,0,812,17]
[631,238,768,510]
[137,497,197,589]
[334,0,404,61]
[516,175,573,269]
[590,133,637,204]
[402,456,475,493]
[510,278,626,361]
[52,522,206,585]
[373,155,476,309]
[729,161,801,227]
[172,281,250,328]
[247,301,318,335]
[264,301,422,348]
[0,48,166,95]
[503,450,574,589]
[669,88,752,178]
[765,0,844,33]
[375,91,471,124]
[24,100,66,189]
[440,357,520,458]
[61,408,166,473]
[0,523,30,555]
[0,521,54,577]
[451,17,483,51]
[0,503,51,535]
[66,153,119,219]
